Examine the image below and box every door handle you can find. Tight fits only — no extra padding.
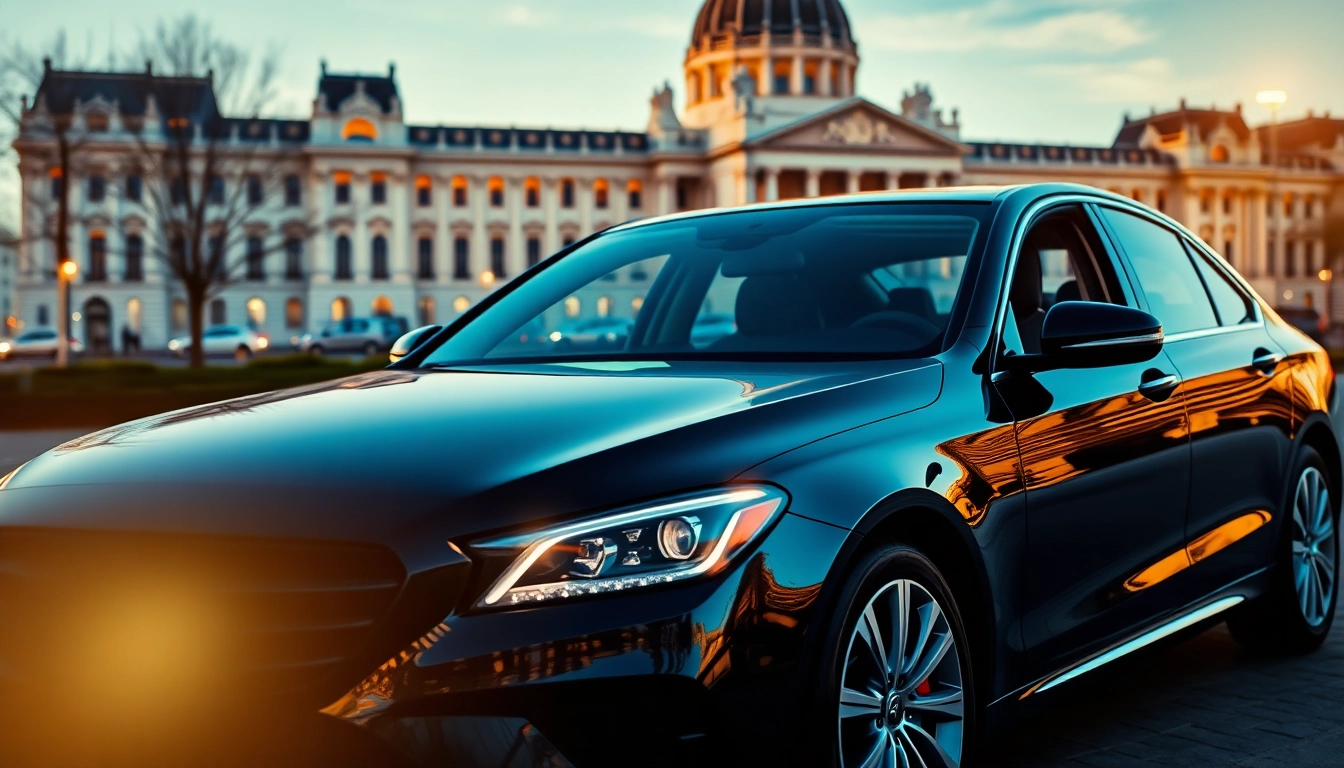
[1138,372,1180,402]
[1252,348,1285,375]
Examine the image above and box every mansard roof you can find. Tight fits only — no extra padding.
[317,64,399,114]
[1114,105,1252,148]
[33,66,217,121]
[1256,115,1344,151]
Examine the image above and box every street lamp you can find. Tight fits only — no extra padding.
[55,259,78,367]
[1257,90,1286,300]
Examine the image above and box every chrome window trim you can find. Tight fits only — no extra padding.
[1162,322,1265,344]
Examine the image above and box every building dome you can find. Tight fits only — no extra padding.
[691,0,855,51]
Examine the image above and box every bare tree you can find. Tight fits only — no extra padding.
[0,32,97,365]
[128,16,311,367]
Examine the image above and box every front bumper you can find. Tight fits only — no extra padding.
[327,512,851,768]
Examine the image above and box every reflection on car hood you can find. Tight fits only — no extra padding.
[0,360,941,543]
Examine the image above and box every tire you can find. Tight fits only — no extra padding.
[363,341,379,357]
[809,545,976,768]
[1228,446,1339,655]
[235,346,251,363]
[309,345,325,357]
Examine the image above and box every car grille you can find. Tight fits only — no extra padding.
[0,529,406,699]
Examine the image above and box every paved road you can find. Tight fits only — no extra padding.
[1,430,1341,765]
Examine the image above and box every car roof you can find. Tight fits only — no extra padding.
[604,183,1145,236]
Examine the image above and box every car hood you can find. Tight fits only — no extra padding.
[0,360,941,552]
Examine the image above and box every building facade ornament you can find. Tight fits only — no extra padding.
[822,111,897,146]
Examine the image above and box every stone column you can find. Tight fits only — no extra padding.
[507,176,524,279]
[543,176,560,254]
[1272,188,1286,280]
[791,54,804,95]
[578,179,594,237]
[926,173,940,188]
[353,174,369,280]
[805,169,822,198]
[390,173,410,280]
[471,174,487,278]
[310,171,330,280]
[764,169,780,202]
[846,171,861,194]
[658,177,675,215]
[886,172,900,191]
[435,174,451,283]
[1211,184,1224,252]
[1251,190,1268,278]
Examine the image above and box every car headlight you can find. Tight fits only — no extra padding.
[257,337,269,349]
[168,340,180,351]
[0,341,10,354]
[471,486,787,609]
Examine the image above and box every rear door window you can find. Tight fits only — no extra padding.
[1098,208,1218,335]
[1185,242,1254,326]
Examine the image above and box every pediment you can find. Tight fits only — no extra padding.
[749,100,967,156]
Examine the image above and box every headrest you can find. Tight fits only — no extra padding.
[1054,279,1082,304]
[734,275,824,337]
[887,287,938,322]
[1011,248,1043,320]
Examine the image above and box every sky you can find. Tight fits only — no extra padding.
[4,0,1343,226]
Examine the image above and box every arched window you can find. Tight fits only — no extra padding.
[594,178,610,209]
[370,172,387,205]
[415,175,432,207]
[564,296,581,318]
[597,295,613,317]
[452,175,469,207]
[342,117,378,142]
[210,298,227,325]
[372,235,389,280]
[246,297,266,329]
[171,298,187,331]
[773,60,792,95]
[335,235,353,280]
[333,171,352,204]
[418,295,436,326]
[1210,145,1230,163]
[525,177,541,208]
[88,175,106,203]
[453,296,471,314]
[627,180,643,210]
[285,297,304,329]
[371,295,394,317]
[124,234,144,281]
[632,296,644,314]
[803,60,820,95]
[331,297,351,322]
[488,177,505,208]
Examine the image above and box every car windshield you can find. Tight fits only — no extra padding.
[421,202,988,366]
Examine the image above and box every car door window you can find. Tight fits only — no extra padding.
[1004,207,1129,355]
[1099,208,1218,335]
[1186,242,1254,326]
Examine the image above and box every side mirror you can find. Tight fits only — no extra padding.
[389,325,442,363]
[1009,302,1163,373]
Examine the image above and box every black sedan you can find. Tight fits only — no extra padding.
[0,184,1337,768]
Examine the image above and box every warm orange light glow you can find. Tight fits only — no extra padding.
[1320,269,1334,282]
[479,270,496,287]
[48,167,63,178]
[415,174,431,190]
[60,260,78,278]
[341,117,378,141]
[333,170,352,185]
[1125,511,1272,592]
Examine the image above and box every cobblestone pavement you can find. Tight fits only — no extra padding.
[982,602,1344,766]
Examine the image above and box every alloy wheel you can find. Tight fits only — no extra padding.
[838,579,964,768]
[1292,467,1337,627]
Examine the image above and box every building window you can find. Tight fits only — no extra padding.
[372,234,389,279]
[594,178,610,209]
[1305,196,1316,219]
[37,305,50,326]
[331,297,351,322]
[334,171,351,204]
[88,232,107,282]
[371,295,393,317]
[564,296,581,318]
[171,178,185,205]
[628,180,643,210]
[562,236,575,248]
[49,167,63,199]
[208,176,224,205]
[342,117,377,142]
[125,234,144,281]
[416,175,432,207]
[561,178,575,208]
[210,298,227,325]
[1210,145,1230,163]
[525,177,540,208]
[526,237,541,268]
[125,174,142,203]
[284,175,301,206]
[1286,241,1297,277]
[246,297,266,329]
[371,172,387,205]
[418,295,436,326]
[335,235,353,280]
[1225,240,1235,265]
[1199,191,1211,215]
[417,237,435,280]
[489,177,504,208]
[1223,195,1232,215]
[284,238,303,280]
[597,295,613,317]
[170,299,186,331]
[246,174,263,206]
[803,60,819,95]
[632,296,644,314]
[246,237,265,280]
[1284,193,1294,218]
[88,175,106,203]
[285,297,304,329]
[453,237,470,279]
[453,295,471,314]
[452,175,468,207]
[126,298,142,336]
[1156,190,1167,213]
[773,60,791,95]
[208,235,226,279]
[490,236,506,278]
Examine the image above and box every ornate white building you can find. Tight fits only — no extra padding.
[9,0,1344,353]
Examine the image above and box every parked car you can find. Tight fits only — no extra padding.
[0,328,85,360]
[2,185,1337,768]
[549,317,634,349]
[1275,305,1328,343]
[297,317,400,356]
[167,324,268,360]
